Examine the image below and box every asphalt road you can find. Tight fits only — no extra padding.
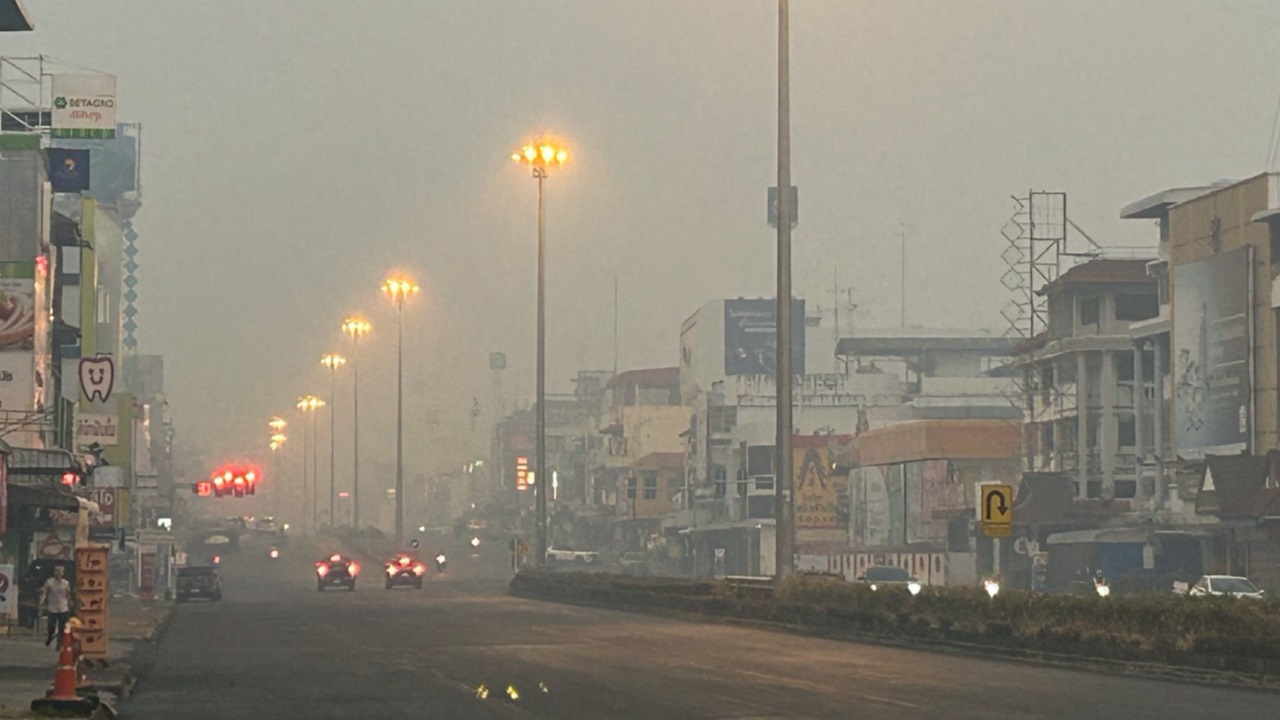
[120,535,1280,720]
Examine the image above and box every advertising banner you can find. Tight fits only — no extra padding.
[87,487,117,528]
[0,262,35,423]
[723,298,806,376]
[54,123,139,202]
[1173,247,1252,458]
[794,434,852,530]
[0,564,13,617]
[51,74,117,139]
[75,413,119,446]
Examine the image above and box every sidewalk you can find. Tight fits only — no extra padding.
[0,595,171,716]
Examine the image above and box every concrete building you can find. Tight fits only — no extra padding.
[1016,258,1160,500]
[590,367,686,514]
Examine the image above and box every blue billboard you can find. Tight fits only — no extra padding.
[723,298,805,376]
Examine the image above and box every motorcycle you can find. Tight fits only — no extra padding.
[269,548,280,559]
[434,553,447,574]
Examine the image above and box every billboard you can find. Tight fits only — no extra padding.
[54,123,139,202]
[793,434,852,531]
[47,148,91,193]
[723,298,806,376]
[75,413,119,446]
[1173,247,1252,458]
[0,262,36,431]
[51,74,117,139]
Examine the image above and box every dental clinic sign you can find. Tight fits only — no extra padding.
[51,74,117,139]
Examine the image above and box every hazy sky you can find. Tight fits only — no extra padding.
[6,0,1280,476]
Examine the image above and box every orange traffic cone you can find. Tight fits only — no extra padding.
[30,628,99,717]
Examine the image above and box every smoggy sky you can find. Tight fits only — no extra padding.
[6,0,1280,475]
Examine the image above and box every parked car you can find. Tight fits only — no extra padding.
[176,566,223,602]
[546,547,600,564]
[1188,575,1265,599]
[855,565,922,594]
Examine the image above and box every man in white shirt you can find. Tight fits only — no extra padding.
[39,565,72,647]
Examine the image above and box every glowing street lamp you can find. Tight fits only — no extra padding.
[382,275,419,547]
[297,395,325,530]
[342,317,371,528]
[511,135,570,566]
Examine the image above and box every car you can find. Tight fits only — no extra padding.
[855,565,922,595]
[384,554,426,590]
[176,566,223,602]
[315,554,359,592]
[1188,575,1266,599]
[546,547,600,564]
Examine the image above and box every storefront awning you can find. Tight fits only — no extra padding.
[5,483,80,511]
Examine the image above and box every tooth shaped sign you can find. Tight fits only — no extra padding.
[80,355,115,404]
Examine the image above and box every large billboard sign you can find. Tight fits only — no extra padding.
[51,74,117,139]
[0,262,36,427]
[1173,247,1252,458]
[723,298,806,376]
[794,434,852,531]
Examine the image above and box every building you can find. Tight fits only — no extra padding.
[1016,258,1160,500]
[829,419,1021,586]
[589,367,686,513]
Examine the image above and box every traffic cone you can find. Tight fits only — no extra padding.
[30,628,99,717]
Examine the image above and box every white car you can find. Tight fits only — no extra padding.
[1188,575,1266,599]
[546,547,599,564]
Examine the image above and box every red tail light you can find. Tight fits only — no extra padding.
[347,562,360,575]
[413,563,426,576]
[398,556,410,566]
[212,555,221,565]
[316,563,329,577]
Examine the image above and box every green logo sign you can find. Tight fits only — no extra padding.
[54,96,67,109]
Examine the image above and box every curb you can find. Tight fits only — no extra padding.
[510,586,1280,695]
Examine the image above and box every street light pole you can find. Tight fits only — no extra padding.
[382,277,418,549]
[343,318,371,529]
[774,0,796,579]
[321,354,346,528]
[396,299,404,546]
[297,395,326,533]
[512,139,568,569]
[535,166,547,566]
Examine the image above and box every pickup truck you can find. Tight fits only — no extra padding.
[545,547,600,564]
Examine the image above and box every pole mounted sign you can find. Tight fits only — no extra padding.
[980,484,1013,538]
[51,74,117,139]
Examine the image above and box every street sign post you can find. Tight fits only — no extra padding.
[980,484,1013,538]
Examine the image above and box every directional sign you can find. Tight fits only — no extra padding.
[981,484,1013,525]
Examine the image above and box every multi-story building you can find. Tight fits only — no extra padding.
[1017,258,1160,500]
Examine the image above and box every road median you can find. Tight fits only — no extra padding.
[510,570,1280,692]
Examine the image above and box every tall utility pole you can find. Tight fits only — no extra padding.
[382,277,419,548]
[774,0,795,580]
[898,223,908,327]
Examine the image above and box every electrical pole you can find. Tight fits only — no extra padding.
[774,0,795,580]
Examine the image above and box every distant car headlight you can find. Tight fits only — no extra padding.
[908,581,922,596]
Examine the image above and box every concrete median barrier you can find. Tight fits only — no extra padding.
[511,570,1280,692]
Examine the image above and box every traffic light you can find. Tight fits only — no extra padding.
[193,481,213,497]
[60,470,84,488]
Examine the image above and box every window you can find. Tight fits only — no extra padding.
[643,472,658,500]
[710,406,737,433]
[1118,416,1136,447]
[713,465,727,498]
[626,476,637,500]
[1158,274,1170,306]
[668,476,682,494]
[755,475,775,491]
[1115,293,1158,321]
[1116,354,1135,383]
[1080,297,1101,326]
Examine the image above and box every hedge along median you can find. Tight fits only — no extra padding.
[510,571,1280,682]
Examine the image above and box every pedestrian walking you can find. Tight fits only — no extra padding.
[40,565,73,647]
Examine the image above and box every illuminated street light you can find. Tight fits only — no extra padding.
[511,135,570,566]
[297,395,326,530]
[321,353,347,527]
[382,274,419,547]
[342,317,371,528]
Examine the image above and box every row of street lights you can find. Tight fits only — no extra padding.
[264,136,567,560]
